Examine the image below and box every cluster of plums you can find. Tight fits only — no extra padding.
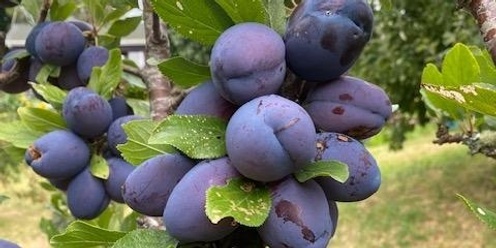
[119,1,390,247]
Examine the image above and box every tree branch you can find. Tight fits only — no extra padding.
[38,0,51,23]
[458,0,496,63]
[141,0,184,121]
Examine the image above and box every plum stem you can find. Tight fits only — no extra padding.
[38,0,51,24]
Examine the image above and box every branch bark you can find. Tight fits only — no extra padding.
[141,0,184,121]
[458,0,496,63]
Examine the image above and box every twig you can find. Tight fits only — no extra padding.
[38,0,51,24]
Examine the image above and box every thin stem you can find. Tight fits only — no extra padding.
[38,0,51,23]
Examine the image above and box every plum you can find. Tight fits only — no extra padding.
[57,63,86,90]
[226,95,316,182]
[25,21,51,58]
[175,80,237,121]
[285,0,374,81]
[0,49,30,94]
[108,96,134,121]
[163,157,241,243]
[303,76,392,140]
[104,157,135,203]
[76,46,109,83]
[258,176,333,248]
[314,132,381,202]
[0,239,20,248]
[24,130,90,179]
[35,21,86,66]
[62,87,113,138]
[210,22,286,105]
[107,115,142,156]
[66,168,110,219]
[122,153,195,216]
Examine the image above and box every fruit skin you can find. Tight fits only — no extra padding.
[35,21,86,66]
[25,21,51,58]
[226,95,316,182]
[76,46,109,83]
[107,115,142,156]
[314,132,381,202]
[0,238,21,248]
[0,49,30,94]
[122,153,195,216]
[303,76,392,140]
[104,157,135,203]
[210,22,286,105]
[163,157,241,243]
[66,168,110,220]
[108,96,134,121]
[175,80,237,121]
[24,130,90,179]
[62,87,113,138]
[258,176,333,248]
[285,0,374,82]
[57,63,86,90]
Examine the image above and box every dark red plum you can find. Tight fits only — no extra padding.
[210,22,286,105]
[107,115,143,156]
[25,21,51,58]
[314,132,381,202]
[24,130,90,179]
[0,239,20,248]
[35,21,86,66]
[175,80,237,121]
[62,87,113,138]
[226,95,316,182]
[285,0,374,81]
[163,157,241,243]
[66,168,110,219]
[0,49,30,94]
[122,153,195,216]
[77,46,109,83]
[258,177,333,248]
[304,76,392,139]
[108,96,134,121]
[104,157,135,203]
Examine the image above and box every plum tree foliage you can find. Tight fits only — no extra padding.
[0,0,495,247]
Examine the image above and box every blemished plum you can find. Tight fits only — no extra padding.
[226,95,316,182]
[77,46,109,83]
[258,176,333,248]
[104,157,135,203]
[62,87,113,138]
[163,157,241,243]
[108,96,134,121]
[122,153,195,216]
[0,239,20,248]
[175,80,237,121]
[25,22,51,58]
[314,132,381,202]
[285,0,374,82]
[210,22,286,105]
[107,115,143,156]
[0,49,30,94]
[66,168,110,219]
[303,76,392,140]
[35,21,86,66]
[24,130,90,179]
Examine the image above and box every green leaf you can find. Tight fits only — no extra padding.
[102,7,131,25]
[458,194,496,230]
[294,160,350,183]
[470,46,496,85]
[112,229,179,248]
[108,17,142,37]
[17,107,66,133]
[50,221,127,248]
[90,154,110,180]
[215,0,269,24]
[35,64,60,84]
[150,0,234,45]
[148,115,227,159]
[98,34,121,50]
[421,83,496,117]
[125,98,150,118]
[83,0,107,27]
[30,82,67,110]
[442,43,480,86]
[50,0,77,21]
[20,0,42,24]
[0,121,43,148]
[262,0,286,35]
[379,0,392,10]
[206,178,271,227]
[0,195,9,204]
[157,57,211,88]
[88,49,123,99]
[117,119,175,165]
[420,64,464,119]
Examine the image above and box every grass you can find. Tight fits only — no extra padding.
[1,125,496,247]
